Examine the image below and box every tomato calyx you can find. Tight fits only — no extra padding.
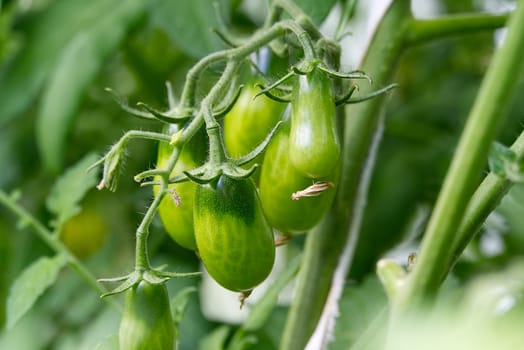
[98,268,201,298]
[168,121,282,185]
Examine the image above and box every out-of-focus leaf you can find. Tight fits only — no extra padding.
[294,0,337,25]
[243,254,301,331]
[6,254,67,329]
[328,277,387,350]
[172,286,198,325]
[150,0,228,58]
[199,325,231,350]
[0,0,117,124]
[93,334,119,350]
[36,0,146,173]
[45,153,99,229]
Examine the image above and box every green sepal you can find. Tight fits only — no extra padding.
[254,71,295,99]
[335,83,398,106]
[99,271,141,298]
[254,83,291,103]
[234,121,282,166]
[317,65,371,82]
[212,84,245,119]
[137,102,193,124]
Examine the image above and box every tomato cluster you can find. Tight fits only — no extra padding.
[155,68,339,292]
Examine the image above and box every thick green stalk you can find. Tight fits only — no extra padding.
[279,2,411,349]
[406,13,508,46]
[395,0,524,314]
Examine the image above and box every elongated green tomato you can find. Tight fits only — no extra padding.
[153,124,206,250]
[259,115,337,235]
[60,208,107,259]
[289,68,340,178]
[119,281,175,350]
[194,175,275,292]
[223,81,284,158]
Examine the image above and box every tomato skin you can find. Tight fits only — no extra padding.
[154,124,206,250]
[119,281,175,350]
[259,117,336,234]
[194,175,275,292]
[60,208,107,259]
[223,82,284,159]
[289,69,340,178]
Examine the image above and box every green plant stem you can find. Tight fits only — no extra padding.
[448,129,524,275]
[279,2,411,349]
[406,13,509,46]
[395,0,524,315]
[0,190,121,312]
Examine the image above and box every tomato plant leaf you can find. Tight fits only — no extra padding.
[171,286,197,325]
[199,325,231,350]
[6,254,67,330]
[243,254,301,332]
[294,0,337,25]
[93,334,119,350]
[36,0,146,173]
[328,277,387,350]
[150,0,229,58]
[46,153,100,229]
[0,0,118,124]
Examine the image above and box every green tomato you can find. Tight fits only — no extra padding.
[60,208,107,259]
[223,81,284,171]
[259,116,336,235]
[194,175,275,292]
[289,68,340,178]
[119,281,175,350]
[154,124,207,250]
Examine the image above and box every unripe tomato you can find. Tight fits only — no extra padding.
[60,208,107,259]
[119,281,175,350]
[154,124,207,250]
[194,175,275,292]
[289,69,340,178]
[223,82,284,159]
[259,115,336,235]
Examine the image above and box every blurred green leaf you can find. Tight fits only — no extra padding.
[6,254,67,329]
[172,286,197,325]
[199,325,231,350]
[150,0,228,58]
[0,0,118,124]
[36,0,146,173]
[243,254,301,332]
[329,277,387,350]
[294,0,337,25]
[93,334,119,350]
[45,153,99,229]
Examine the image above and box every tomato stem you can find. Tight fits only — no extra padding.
[395,0,524,316]
[0,190,122,312]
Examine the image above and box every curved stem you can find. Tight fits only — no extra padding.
[0,190,121,312]
[406,13,509,46]
[395,0,524,316]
